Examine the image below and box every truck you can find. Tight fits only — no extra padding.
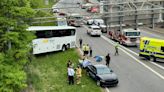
[108,28,140,46]
[139,37,164,62]
[94,19,107,33]
[67,13,83,27]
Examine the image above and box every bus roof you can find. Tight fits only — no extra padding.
[27,26,76,31]
[141,37,164,42]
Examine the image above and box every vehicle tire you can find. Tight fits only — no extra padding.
[96,80,100,86]
[119,41,122,45]
[67,44,70,49]
[87,31,89,34]
[147,56,151,61]
[86,71,90,76]
[62,45,66,51]
[153,57,156,62]
[111,36,114,40]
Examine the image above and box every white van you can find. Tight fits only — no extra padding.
[94,19,107,33]
[87,25,102,36]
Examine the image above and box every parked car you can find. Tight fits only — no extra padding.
[86,64,119,87]
[94,19,107,33]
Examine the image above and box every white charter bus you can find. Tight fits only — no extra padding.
[27,26,76,54]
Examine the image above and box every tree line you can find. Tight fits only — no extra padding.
[0,0,39,91]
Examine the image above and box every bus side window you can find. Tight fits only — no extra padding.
[52,30,60,37]
[36,31,46,38]
[45,30,53,38]
[161,47,164,52]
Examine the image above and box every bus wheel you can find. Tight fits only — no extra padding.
[62,45,66,51]
[67,44,70,49]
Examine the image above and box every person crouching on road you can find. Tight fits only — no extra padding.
[68,65,75,85]
[76,65,82,84]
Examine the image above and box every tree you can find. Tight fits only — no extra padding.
[0,0,35,91]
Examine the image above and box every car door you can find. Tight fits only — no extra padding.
[89,66,97,79]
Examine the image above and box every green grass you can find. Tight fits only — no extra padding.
[27,49,101,92]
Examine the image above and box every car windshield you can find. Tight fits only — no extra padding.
[97,67,112,75]
[125,32,140,36]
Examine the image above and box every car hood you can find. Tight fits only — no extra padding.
[98,73,117,80]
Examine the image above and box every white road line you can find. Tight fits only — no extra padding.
[150,62,164,70]
[105,87,111,92]
[101,36,164,71]
[102,35,164,80]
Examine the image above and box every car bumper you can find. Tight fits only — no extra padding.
[124,42,139,46]
[100,80,118,87]
[90,32,102,36]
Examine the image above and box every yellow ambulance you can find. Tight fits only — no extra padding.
[139,37,164,62]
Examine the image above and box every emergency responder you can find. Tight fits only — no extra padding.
[89,46,92,57]
[82,44,87,56]
[85,44,90,57]
[115,42,119,56]
[105,53,110,67]
[76,65,82,84]
[79,38,83,48]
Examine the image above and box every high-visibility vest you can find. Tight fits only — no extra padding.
[86,46,90,51]
[82,45,86,51]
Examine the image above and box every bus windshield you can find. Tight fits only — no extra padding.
[125,32,140,36]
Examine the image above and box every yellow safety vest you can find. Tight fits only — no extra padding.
[86,46,90,51]
[76,68,82,77]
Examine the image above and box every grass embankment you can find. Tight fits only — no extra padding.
[27,49,101,92]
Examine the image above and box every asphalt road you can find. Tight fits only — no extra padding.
[76,27,164,92]
[54,0,164,92]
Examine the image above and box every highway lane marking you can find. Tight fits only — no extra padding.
[150,62,164,70]
[105,87,111,92]
[106,36,164,71]
[102,35,164,80]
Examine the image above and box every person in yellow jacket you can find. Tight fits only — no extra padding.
[85,44,90,57]
[82,44,87,56]
[76,65,82,84]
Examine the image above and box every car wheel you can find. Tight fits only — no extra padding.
[96,80,100,86]
[153,56,156,62]
[86,71,90,76]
